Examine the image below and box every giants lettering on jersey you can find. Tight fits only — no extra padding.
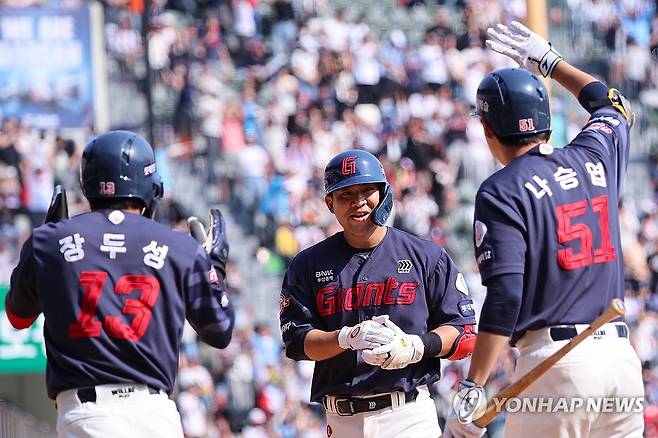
[316,277,417,317]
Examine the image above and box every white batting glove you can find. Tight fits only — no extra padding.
[486,21,563,78]
[365,315,424,370]
[443,380,487,438]
[338,319,395,351]
[362,315,394,365]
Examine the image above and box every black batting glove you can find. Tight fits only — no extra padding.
[187,209,230,279]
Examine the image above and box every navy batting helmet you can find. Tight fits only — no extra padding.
[80,130,164,218]
[475,68,551,139]
[324,149,393,226]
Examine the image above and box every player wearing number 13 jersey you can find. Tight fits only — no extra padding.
[5,131,235,438]
[445,23,643,438]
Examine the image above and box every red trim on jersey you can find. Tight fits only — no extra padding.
[4,295,38,329]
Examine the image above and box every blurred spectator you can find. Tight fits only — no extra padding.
[2,0,658,436]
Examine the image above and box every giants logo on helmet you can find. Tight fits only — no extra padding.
[341,156,357,176]
[316,278,418,317]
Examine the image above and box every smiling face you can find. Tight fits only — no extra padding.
[325,183,387,248]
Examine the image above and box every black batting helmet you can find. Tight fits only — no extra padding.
[80,130,163,218]
[475,68,551,139]
[324,149,393,226]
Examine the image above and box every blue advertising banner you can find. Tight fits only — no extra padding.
[0,5,94,129]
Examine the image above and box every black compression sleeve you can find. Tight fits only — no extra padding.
[577,81,610,114]
[478,273,523,337]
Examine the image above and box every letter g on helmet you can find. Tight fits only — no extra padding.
[324,149,393,226]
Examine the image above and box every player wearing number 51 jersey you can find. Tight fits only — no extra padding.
[445,22,643,438]
[5,131,235,438]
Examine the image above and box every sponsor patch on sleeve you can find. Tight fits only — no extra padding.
[476,248,494,266]
[458,300,476,317]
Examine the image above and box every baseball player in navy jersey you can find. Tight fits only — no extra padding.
[279,149,477,438]
[4,131,235,438]
[444,22,644,438]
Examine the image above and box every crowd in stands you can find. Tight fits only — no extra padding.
[1,0,658,436]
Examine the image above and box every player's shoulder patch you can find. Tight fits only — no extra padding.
[474,220,487,248]
[455,272,469,295]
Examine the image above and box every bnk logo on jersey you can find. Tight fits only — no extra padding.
[316,269,334,282]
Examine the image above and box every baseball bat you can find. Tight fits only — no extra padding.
[473,298,626,427]
[45,185,68,223]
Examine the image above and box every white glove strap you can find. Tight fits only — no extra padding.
[338,326,351,350]
[537,44,562,78]
[409,334,425,364]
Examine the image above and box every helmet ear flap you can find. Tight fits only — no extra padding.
[372,184,393,226]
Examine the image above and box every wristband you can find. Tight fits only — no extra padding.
[538,44,563,78]
[419,331,442,358]
[460,379,479,390]
[337,326,351,350]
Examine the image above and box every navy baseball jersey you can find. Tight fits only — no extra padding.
[280,227,476,401]
[6,209,234,399]
[473,106,629,344]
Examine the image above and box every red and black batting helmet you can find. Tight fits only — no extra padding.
[475,68,551,139]
[80,130,164,218]
[324,149,393,226]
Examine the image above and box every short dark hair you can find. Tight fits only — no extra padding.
[498,131,551,147]
[89,198,145,211]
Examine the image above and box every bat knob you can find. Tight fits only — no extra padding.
[611,298,625,317]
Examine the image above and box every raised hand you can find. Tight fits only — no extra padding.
[486,21,563,78]
[187,209,230,278]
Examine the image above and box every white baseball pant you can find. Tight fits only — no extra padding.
[504,322,644,438]
[323,384,441,438]
[56,383,184,438]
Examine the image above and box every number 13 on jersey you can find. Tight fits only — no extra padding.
[68,272,160,341]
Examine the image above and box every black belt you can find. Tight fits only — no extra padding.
[77,385,160,403]
[549,324,628,342]
[323,388,419,416]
